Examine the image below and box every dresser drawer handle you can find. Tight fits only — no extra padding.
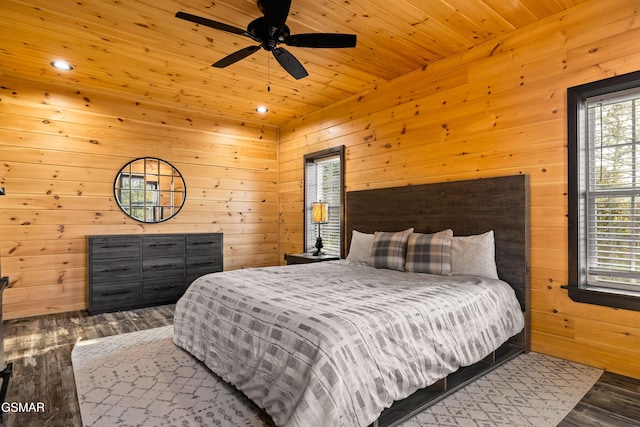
[100,289,133,297]
[149,285,178,291]
[102,244,132,249]
[149,264,178,269]
[192,241,215,245]
[105,267,133,273]
[149,243,176,247]
[191,262,214,267]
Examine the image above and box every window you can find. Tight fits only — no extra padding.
[304,146,345,255]
[568,70,640,311]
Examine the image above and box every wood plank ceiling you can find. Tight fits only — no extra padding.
[1,0,590,126]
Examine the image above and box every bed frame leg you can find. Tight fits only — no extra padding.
[433,377,447,392]
[483,351,497,365]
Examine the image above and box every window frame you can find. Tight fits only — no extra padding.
[568,70,640,312]
[303,146,345,256]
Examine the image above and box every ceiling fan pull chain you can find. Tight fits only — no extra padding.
[267,51,271,92]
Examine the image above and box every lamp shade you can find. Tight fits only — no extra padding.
[311,202,329,224]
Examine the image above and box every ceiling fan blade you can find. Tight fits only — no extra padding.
[262,0,292,34]
[285,33,357,48]
[176,12,247,37]
[273,47,308,80]
[213,45,261,68]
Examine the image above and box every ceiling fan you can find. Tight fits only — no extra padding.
[176,0,357,80]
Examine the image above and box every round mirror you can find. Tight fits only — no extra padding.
[114,157,186,223]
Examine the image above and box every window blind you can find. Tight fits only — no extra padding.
[585,92,640,290]
[314,156,341,252]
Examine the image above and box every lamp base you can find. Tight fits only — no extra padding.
[313,236,324,256]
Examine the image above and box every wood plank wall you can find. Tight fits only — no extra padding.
[0,75,279,319]
[278,0,640,379]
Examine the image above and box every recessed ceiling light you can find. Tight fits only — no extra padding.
[256,106,268,113]
[51,60,74,71]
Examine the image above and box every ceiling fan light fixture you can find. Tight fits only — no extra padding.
[255,106,269,113]
[51,60,74,71]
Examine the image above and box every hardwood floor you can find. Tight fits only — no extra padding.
[559,372,640,427]
[2,305,640,427]
[3,305,174,427]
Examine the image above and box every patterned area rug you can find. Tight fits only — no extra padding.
[72,326,602,427]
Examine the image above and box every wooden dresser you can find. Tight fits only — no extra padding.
[88,233,223,314]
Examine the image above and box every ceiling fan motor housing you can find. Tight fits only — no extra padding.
[247,17,289,51]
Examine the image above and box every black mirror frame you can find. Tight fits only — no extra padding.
[114,157,186,224]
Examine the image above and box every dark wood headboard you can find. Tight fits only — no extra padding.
[346,175,530,348]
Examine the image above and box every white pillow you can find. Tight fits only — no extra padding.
[346,230,374,265]
[450,230,499,279]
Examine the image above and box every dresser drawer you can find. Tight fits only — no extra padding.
[186,234,222,257]
[142,235,185,258]
[90,236,140,260]
[90,259,140,284]
[90,282,140,311]
[142,257,185,279]
[186,255,222,277]
[142,278,184,303]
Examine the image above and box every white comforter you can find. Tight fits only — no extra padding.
[173,260,524,427]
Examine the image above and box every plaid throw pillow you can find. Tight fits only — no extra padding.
[369,228,414,271]
[405,229,453,275]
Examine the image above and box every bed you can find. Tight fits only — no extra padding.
[173,174,530,427]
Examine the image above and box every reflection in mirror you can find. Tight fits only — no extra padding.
[114,157,186,223]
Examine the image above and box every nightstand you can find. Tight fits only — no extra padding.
[284,253,340,265]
